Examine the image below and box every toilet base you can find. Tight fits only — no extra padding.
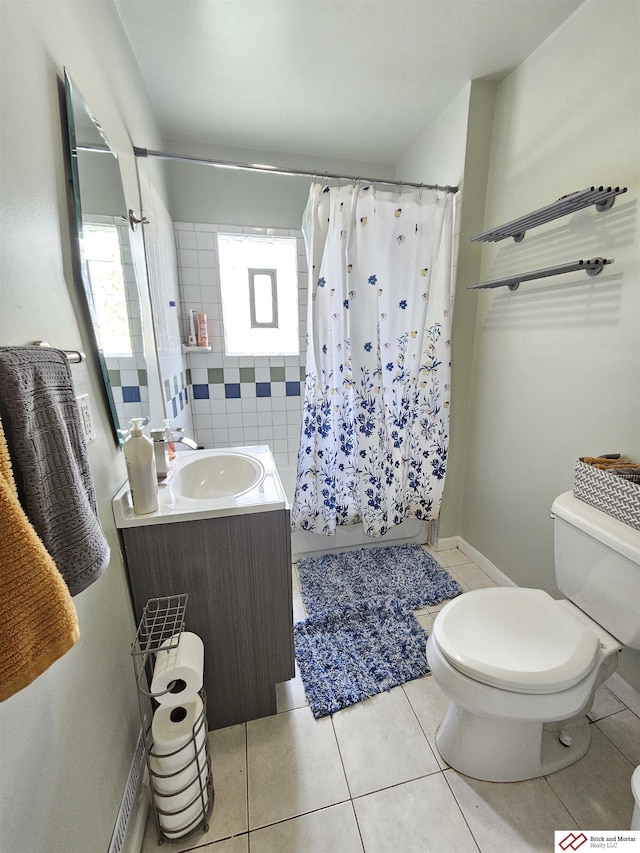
[436,702,592,782]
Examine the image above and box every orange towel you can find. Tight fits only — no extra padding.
[0,418,79,702]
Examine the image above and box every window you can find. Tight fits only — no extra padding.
[82,224,132,357]
[218,233,298,356]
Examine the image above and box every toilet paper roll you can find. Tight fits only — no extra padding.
[150,695,207,788]
[153,775,210,837]
[151,631,204,706]
[155,786,210,838]
[149,695,210,837]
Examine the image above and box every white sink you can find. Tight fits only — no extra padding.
[112,446,286,528]
[170,451,265,499]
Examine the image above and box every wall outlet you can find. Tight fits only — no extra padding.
[76,394,96,443]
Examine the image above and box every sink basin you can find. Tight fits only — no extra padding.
[170,451,265,500]
[113,445,286,528]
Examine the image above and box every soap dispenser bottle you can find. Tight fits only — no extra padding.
[124,418,158,514]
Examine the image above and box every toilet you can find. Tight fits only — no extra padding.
[632,766,640,830]
[426,491,640,783]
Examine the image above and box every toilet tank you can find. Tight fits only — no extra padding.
[552,491,640,649]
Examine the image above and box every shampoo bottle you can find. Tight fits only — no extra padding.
[196,312,209,347]
[124,418,158,514]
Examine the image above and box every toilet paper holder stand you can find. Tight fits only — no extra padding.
[131,594,214,844]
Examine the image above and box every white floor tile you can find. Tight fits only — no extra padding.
[606,673,640,717]
[451,563,497,590]
[588,685,626,721]
[292,592,306,623]
[276,662,309,713]
[354,774,478,853]
[140,724,247,852]
[545,726,636,830]
[196,836,249,852]
[595,709,640,766]
[415,611,435,633]
[206,724,248,840]
[247,706,349,830]
[437,548,470,568]
[332,686,440,798]
[403,674,451,770]
[445,770,578,852]
[249,802,363,853]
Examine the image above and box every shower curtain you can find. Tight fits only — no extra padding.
[292,182,454,537]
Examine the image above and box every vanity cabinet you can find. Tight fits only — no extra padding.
[121,508,294,729]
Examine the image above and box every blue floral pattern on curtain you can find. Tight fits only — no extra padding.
[292,182,453,537]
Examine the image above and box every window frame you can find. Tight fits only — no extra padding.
[248,268,278,329]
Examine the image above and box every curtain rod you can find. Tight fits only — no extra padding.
[133,147,458,194]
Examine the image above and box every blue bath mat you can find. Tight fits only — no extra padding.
[294,599,430,718]
[297,543,462,619]
[294,545,462,717]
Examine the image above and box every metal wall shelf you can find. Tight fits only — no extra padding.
[472,186,627,243]
[467,257,614,291]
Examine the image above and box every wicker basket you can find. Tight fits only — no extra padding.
[573,459,640,530]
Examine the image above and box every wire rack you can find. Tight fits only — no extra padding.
[132,594,188,657]
[471,185,627,243]
[131,595,214,844]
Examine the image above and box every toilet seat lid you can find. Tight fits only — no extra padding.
[432,588,601,694]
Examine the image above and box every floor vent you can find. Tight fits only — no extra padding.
[107,732,146,853]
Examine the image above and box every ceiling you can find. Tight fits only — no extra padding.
[115,0,585,165]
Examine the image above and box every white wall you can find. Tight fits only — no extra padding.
[461,0,640,688]
[397,84,471,190]
[396,80,498,538]
[0,3,165,850]
[160,138,397,229]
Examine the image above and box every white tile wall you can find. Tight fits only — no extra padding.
[175,221,306,466]
[142,180,194,436]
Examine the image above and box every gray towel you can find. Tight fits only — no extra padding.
[0,346,110,595]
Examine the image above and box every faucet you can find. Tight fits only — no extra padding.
[151,428,202,480]
[173,434,200,450]
[167,426,201,450]
[150,428,170,479]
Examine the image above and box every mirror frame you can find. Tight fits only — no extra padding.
[63,69,147,446]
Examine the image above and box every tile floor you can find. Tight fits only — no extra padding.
[141,547,640,853]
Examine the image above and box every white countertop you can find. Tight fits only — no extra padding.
[112,445,288,528]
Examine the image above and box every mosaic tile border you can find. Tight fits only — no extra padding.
[163,368,191,419]
[107,368,148,405]
[192,380,303,400]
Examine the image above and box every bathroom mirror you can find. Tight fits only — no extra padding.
[64,70,151,443]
